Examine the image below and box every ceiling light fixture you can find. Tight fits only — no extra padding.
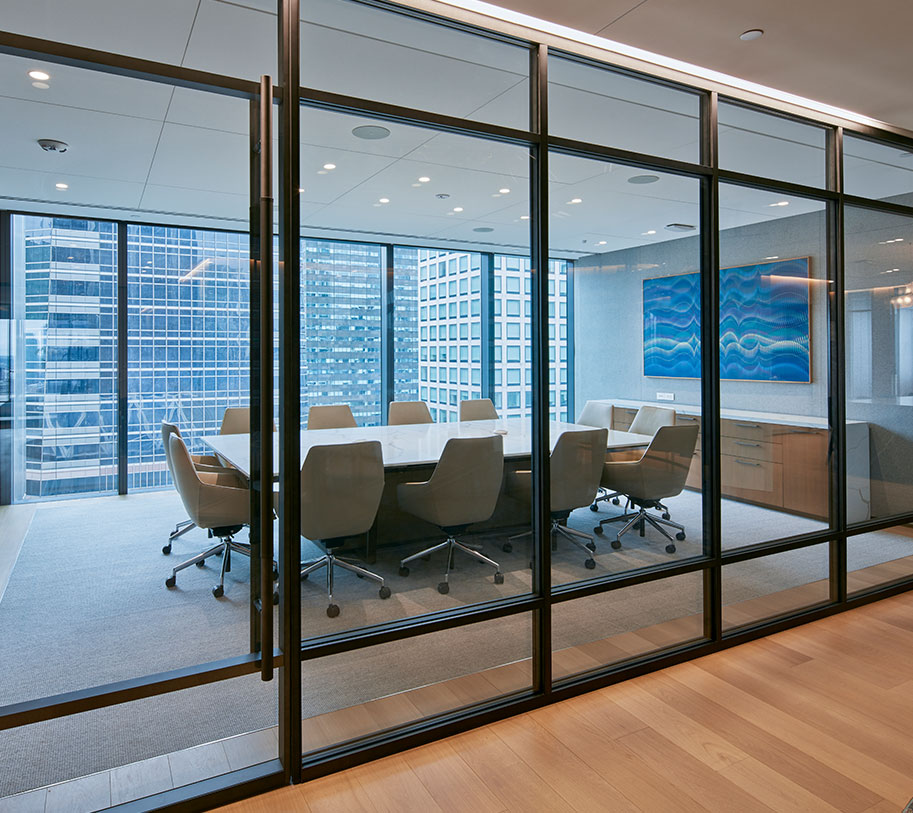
[28,70,50,81]
[323,163,336,170]
[352,125,391,140]
[55,182,68,190]
[739,29,764,41]
[298,187,305,193]
[453,207,464,212]
[597,240,607,245]
[769,201,790,207]
[641,229,657,236]
[418,176,430,183]
[434,1,881,127]
[568,198,582,204]
[32,81,49,89]
[879,238,904,244]
[628,174,660,185]
[764,255,780,260]
[520,215,529,220]
[499,187,511,194]
[378,197,390,203]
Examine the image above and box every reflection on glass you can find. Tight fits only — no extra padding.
[845,206,913,520]
[722,544,831,630]
[301,615,532,752]
[557,154,704,583]
[552,573,704,681]
[719,187,832,547]
[848,524,913,593]
[844,134,913,202]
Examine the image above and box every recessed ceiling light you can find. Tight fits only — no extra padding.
[32,81,49,89]
[412,183,422,187]
[453,207,464,212]
[665,223,696,232]
[641,229,657,236]
[628,174,660,185]
[568,198,582,204]
[317,170,327,175]
[883,268,899,274]
[499,188,511,194]
[28,70,50,81]
[597,240,607,246]
[55,182,68,190]
[879,238,904,244]
[323,163,336,170]
[352,125,391,140]
[764,255,779,260]
[520,215,530,220]
[298,187,305,193]
[473,227,494,233]
[739,29,764,41]
[418,176,430,183]
[378,197,390,203]
[769,201,790,207]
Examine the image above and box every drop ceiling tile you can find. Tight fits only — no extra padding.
[146,123,249,194]
[0,165,145,210]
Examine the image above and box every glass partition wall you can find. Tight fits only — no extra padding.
[1,0,913,809]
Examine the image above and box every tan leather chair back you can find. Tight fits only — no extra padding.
[219,407,251,435]
[603,424,698,501]
[162,421,183,481]
[307,404,357,430]
[629,405,675,436]
[577,401,614,429]
[550,429,608,513]
[299,441,384,541]
[388,401,433,426]
[169,434,249,530]
[459,398,498,422]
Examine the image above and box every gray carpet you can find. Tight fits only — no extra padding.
[0,490,909,797]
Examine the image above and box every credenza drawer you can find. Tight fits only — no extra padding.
[722,456,783,506]
[721,436,781,463]
[721,418,776,444]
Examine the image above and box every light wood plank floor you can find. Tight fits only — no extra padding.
[217,589,913,813]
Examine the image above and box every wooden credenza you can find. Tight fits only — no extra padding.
[607,401,869,522]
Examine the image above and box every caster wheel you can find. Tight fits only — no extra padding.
[162,544,172,555]
[398,566,410,577]
[379,585,391,599]
[327,604,340,618]
[212,585,224,598]
[196,559,206,568]
[272,591,279,605]
[594,525,604,536]
[589,503,599,512]
[675,531,686,541]
[662,512,671,520]
[611,539,622,550]
[611,497,620,505]
[272,566,279,581]
[665,544,677,554]
[165,575,176,588]
[584,558,596,569]
[586,541,597,552]
[494,572,504,585]
[502,542,513,553]
[437,581,450,595]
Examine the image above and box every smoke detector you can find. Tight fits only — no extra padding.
[38,139,68,153]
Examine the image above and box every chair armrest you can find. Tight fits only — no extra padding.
[197,464,248,488]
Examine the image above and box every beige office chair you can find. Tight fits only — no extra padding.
[298,441,389,617]
[577,401,614,429]
[591,404,676,514]
[219,406,276,436]
[307,404,357,430]
[507,428,608,569]
[593,424,698,554]
[459,398,498,421]
[161,421,245,554]
[388,400,433,426]
[164,433,252,598]
[397,435,504,594]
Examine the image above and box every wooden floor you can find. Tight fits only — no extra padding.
[218,589,913,813]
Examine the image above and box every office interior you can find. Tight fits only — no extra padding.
[0,0,912,809]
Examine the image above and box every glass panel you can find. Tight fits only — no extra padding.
[722,543,831,630]
[558,154,704,585]
[10,215,118,500]
[549,56,700,163]
[301,0,529,129]
[844,134,913,202]
[718,186,831,547]
[718,102,827,187]
[552,573,704,681]
[301,615,532,752]
[848,524,913,594]
[296,105,532,635]
[0,674,276,805]
[845,206,913,521]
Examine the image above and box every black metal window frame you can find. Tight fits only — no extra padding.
[1,0,913,808]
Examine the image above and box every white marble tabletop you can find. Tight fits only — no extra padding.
[202,418,653,477]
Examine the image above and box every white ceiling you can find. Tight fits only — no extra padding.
[0,0,912,259]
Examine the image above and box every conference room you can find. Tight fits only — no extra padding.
[1,0,912,807]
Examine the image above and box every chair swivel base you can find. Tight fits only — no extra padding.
[301,551,390,617]
[163,518,195,554]
[399,535,503,594]
[165,526,251,597]
[593,504,685,553]
[590,491,671,520]
[506,520,597,569]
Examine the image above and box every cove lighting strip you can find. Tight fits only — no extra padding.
[435,0,882,128]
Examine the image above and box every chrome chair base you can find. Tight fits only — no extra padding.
[399,536,503,595]
[301,552,390,617]
[164,528,250,598]
[163,518,195,554]
[590,490,671,520]
[507,519,597,569]
[594,505,686,553]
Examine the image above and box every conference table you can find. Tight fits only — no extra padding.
[203,418,653,556]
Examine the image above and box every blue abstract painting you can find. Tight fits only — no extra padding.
[643,258,810,382]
